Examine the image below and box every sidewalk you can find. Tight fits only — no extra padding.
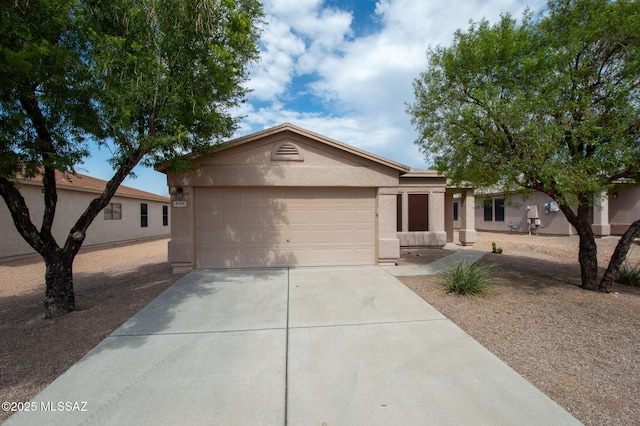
[384,243,486,277]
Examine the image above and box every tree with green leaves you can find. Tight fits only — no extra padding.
[0,0,263,318]
[407,0,640,292]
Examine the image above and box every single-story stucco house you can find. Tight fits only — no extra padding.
[0,171,170,262]
[474,183,640,236]
[158,123,475,272]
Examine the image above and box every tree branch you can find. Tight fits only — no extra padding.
[64,147,146,255]
[0,177,50,255]
[18,93,59,247]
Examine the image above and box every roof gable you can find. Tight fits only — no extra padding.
[157,123,411,174]
[225,123,410,172]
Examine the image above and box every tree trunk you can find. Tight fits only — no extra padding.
[1,149,145,319]
[599,218,640,292]
[576,223,599,290]
[558,201,599,290]
[43,253,76,319]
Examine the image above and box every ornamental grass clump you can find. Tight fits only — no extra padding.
[440,261,495,296]
[616,262,640,287]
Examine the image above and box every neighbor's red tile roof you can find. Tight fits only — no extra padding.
[18,170,169,203]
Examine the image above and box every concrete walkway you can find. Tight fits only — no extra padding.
[384,244,486,277]
[4,265,581,425]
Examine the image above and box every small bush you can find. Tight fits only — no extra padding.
[439,261,495,296]
[617,262,640,286]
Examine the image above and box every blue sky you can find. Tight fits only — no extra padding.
[83,0,544,195]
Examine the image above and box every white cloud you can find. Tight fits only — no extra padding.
[247,0,353,100]
[246,19,304,100]
[241,0,548,169]
[104,0,549,195]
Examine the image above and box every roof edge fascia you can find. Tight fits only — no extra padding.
[15,179,169,202]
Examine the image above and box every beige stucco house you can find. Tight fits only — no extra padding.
[474,183,640,236]
[0,171,170,262]
[159,123,475,272]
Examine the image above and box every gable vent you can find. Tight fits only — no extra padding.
[276,143,299,156]
[271,142,304,161]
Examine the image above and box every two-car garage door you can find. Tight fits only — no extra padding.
[194,187,376,268]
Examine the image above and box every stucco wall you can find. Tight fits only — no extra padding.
[475,186,639,236]
[1,185,170,261]
[163,125,460,270]
[165,131,407,271]
[475,192,576,235]
[609,185,640,235]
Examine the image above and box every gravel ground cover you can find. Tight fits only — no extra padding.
[1,233,639,425]
[400,231,640,426]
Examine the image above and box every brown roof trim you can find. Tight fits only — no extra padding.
[17,170,169,203]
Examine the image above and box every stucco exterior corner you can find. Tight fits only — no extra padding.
[459,188,476,246]
[459,229,477,246]
[376,189,401,264]
[167,185,194,271]
[444,192,455,243]
[378,238,400,265]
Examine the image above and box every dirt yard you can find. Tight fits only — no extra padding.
[0,238,183,423]
[1,233,639,425]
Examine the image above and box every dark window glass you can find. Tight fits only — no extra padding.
[453,202,459,221]
[495,198,505,222]
[141,203,148,228]
[484,200,493,221]
[396,194,402,232]
[162,205,169,226]
[408,194,429,231]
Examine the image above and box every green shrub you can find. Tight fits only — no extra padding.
[617,262,640,286]
[439,261,496,296]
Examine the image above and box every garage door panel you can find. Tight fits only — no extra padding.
[309,209,331,223]
[195,188,375,268]
[196,213,220,227]
[219,209,267,226]
[332,229,366,244]
[292,248,328,265]
[287,209,313,223]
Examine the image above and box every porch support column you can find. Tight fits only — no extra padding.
[429,190,447,246]
[444,192,454,243]
[459,188,476,246]
[377,188,401,265]
[592,191,611,237]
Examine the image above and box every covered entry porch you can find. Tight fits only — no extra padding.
[395,170,475,248]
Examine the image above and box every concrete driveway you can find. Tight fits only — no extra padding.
[4,266,580,425]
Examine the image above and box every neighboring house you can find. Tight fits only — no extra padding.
[1,171,170,262]
[474,183,640,236]
[157,123,475,272]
